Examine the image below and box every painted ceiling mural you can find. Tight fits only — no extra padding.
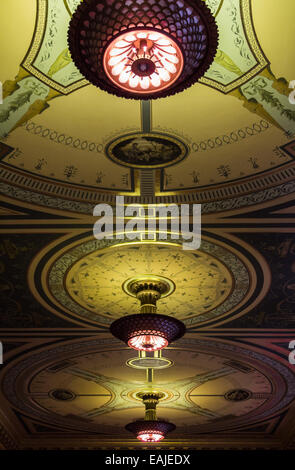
[0,0,294,451]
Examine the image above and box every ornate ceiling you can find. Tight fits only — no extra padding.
[0,0,295,451]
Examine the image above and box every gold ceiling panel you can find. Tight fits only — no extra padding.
[65,243,233,320]
[28,231,270,328]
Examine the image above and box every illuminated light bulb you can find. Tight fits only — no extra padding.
[108,55,125,66]
[109,48,123,57]
[151,73,161,87]
[126,34,136,42]
[158,68,171,82]
[158,45,177,54]
[129,75,140,88]
[137,32,148,38]
[160,58,177,74]
[112,61,126,76]
[148,33,161,41]
[115,40,129,48]
[140,77,150,89]
[156,38,170,46]
[164,54,179,64]
[137,432,164,443]
[119,70,131,83]
[153,49,175,62]
[128,334,168,352]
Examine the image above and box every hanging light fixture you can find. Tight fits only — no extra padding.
[68,0,218,99]
[126,392,175,442]
[110,276,185,351]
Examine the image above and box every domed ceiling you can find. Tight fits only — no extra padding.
[0,0,294,452]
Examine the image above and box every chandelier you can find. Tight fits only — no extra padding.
[68,0,218,99]
[110,276,185,351]
[126,392,175,442]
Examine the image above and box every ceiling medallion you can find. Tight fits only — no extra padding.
[126,392,175,442]
[105,132,189,168]
[68,0,219,99]
[110,275,185,351]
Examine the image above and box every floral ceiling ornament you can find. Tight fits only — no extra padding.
[68,0,219,99]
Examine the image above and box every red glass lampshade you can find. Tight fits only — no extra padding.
[128,334,168,351]
[137,431,164,442]
[103,29,184,95]
[68,0,218,99]
[126,420,176,442]
[110,313,186,352]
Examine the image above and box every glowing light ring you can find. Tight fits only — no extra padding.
[137,431,165,442]
[128,334,169,352]
[103,30,184,94]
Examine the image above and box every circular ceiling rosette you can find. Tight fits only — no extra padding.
[68,0,219,99]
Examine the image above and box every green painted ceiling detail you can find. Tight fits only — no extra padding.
[0,77,50,138]
[241,76,295,135]
[65,0,81,15]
